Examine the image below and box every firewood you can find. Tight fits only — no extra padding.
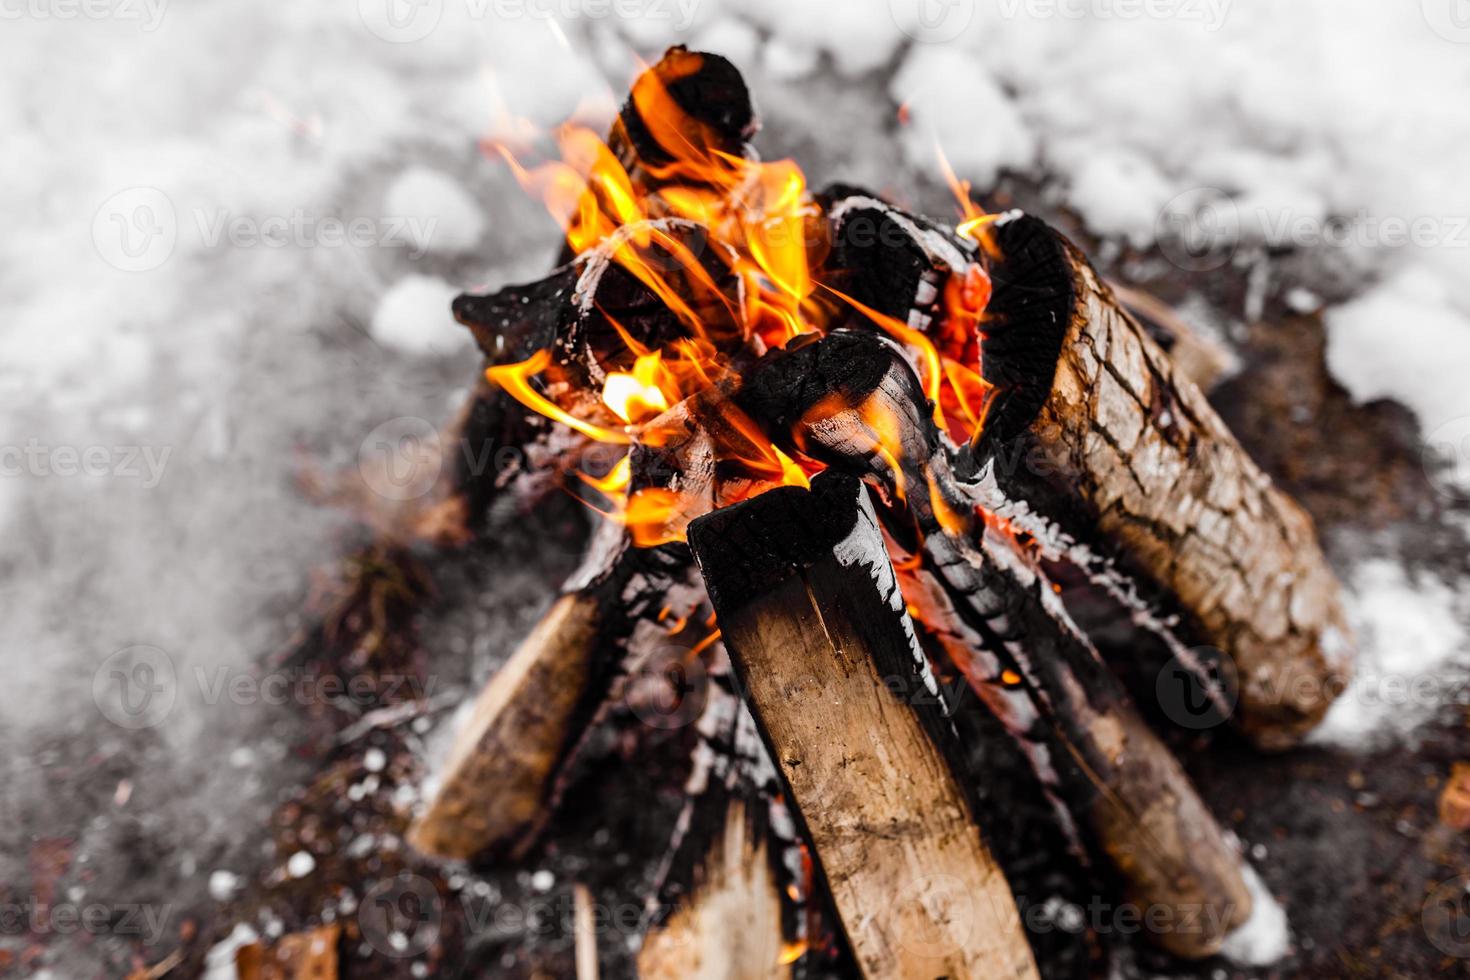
[973,215,1353,749]
[639,664,833,978]
[688,471,1040,980]
[407,524,691,860]
[637,796,791,980]
[740,329,1254,958]
[1107,280,1235,393]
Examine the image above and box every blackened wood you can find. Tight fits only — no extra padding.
[613,47,757,173]
[690,471,1039,980]
[972,216,1353,749]
[744,329,1254,958]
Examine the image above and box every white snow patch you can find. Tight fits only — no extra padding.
[203,922,259,980]
[286,850,316,879]
[1221,864,1290,966]
[890,47,1035,187]
[209,870,240,902]
[382,167,484,254]
[1313,560,1469,748]
[1325,270,1470,430]
[370,275,468,357]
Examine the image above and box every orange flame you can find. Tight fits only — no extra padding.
[481,55,998,545]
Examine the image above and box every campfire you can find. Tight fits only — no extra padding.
[406,48,1354,976]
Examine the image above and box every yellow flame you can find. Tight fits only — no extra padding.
[486,351,631,445]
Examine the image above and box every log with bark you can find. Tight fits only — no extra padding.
[823,195,1351,750]
[689,470,1041,980]
[971,215,1353,749]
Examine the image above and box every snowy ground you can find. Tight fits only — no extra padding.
[3,1,1468,977]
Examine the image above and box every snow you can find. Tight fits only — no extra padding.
[1325,270,1470,432]
[1221,864,1290,966]
[382,166,485,254]
[202,923,259,980]
[209,870,241,902]
[370,275,471,356]
[286,850,316,879]
[890,46,1036,187]
[1313,560,1469,749]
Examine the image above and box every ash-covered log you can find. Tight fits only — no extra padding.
[971,215,1353,749]
[689,471,1040,980]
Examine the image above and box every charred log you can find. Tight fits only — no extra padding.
[972,215,1353,749]
[742,330,1254,959]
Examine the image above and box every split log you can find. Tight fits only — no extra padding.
[739,329,1253,958]
[638,797,791,980]
[407,523,692,860]
[689,471,1040,980]
[972,215,1353,748]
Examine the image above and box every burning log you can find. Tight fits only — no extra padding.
[689,471,1040,980]
[823,193,1350,749]
[740,329,1254,958]
[972,216,1353,749]
[407,524,692,860]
